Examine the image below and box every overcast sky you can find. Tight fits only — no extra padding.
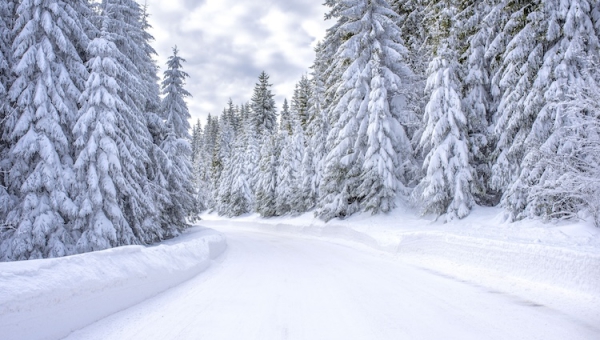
[144,0,332,125]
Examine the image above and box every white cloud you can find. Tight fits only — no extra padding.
[145,0,331,125]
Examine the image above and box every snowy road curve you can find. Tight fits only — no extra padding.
[66,225,599,340]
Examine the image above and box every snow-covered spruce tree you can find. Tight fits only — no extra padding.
[191,119,202,167]
[358,52,413,214]
[276,99,305,215]
[225,98,240,137]
[159,46,197,232]
[416,0,475,221]
[250,71,277,136]
[509,0,600,221]
[255,134,279,217]
[246,90,267,197]
[98,0,162,243]
[202,113,218,209]
[526,83,600,226]
[279,99,292,134]
[210,108,233,214]
[217,119,253,217]
[390,0,428,78]
[1,0,93,260]
[190,120,208,212]
[488,0,545,213]
[320,0,353,130]
[390,0,428,143]
[0,0,17,223]
[292,75,312,129]
[459,0,497,206]
[0,0,14,130]
[215,108,235,173]
[317,0,417,220]
[139,2,161,114]
[301,47,329,211]
[72,18,139,252]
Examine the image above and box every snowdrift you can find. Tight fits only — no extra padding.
[0,227,226,340]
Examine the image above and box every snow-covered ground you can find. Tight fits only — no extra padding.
[201,206,600,296]
[1,206,599,339]
[66,221,598,340]
[0,228,226,340]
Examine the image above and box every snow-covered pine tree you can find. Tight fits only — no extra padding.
[250,71,277,136]
[390,0,428,143]
[527,80,600,226]
[209,109,229,213]
[255,134,279,217]
[98,0,162,244]
[320,0,352,132]
[161,47,193,138]
[459,0,497,206]
[489,0,545,215]
[225,98,240,137]
[191,119,202,166]
[317,0,416,220]
[216,108,235,172]
[512,0,600,220]
[190,120,209,212]
[0,0,14,126]
[197,116,213,210]
[204,114,220,209]
[416,0,475,221]
[276,98,305,215]
[73,17,140,252]
[292,75,312,130]
[390,0,428,78]
[358,52,413,214]
[159,46,197,232]
[302,46,329,211]
[217,116,253,217]
[208,115,225,208]
[1,0,93,260]
[0,0,16,223]
[139,2,161,114]
[279,99,292,134]
[246,83,269,200]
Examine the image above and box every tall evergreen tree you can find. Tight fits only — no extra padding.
[416,0,475,221]
[0,0,17,222]
[1,0,93,260]
[509,0,600,220]
[276,100,305,215]
[73,16,140,252]
[99,0,162,243]
[250,71,277,135]
[159,46,197,232]
[317,0,417,220]
[489,0,546,218]
[217,118,253,217]
[292,75,312,129]
[460,0,498,206]
[301,45,329,211]
[191,120,209,212]
[255,134,279,217]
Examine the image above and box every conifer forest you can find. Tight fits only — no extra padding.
[1,0,600,260]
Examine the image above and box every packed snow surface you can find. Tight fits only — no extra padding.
[63,223,598,339]
[2,206,599,339]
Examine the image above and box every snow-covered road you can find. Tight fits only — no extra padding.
[65,225,599,340]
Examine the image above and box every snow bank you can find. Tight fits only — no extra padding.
[200,206,600,298]
[0,227,226,340]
